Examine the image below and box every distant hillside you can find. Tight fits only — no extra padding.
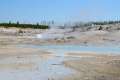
[69,20,120,31]
[92,21,120,25]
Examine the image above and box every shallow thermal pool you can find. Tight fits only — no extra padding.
[19,44,120,54]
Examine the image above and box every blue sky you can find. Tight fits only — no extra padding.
[0,0,120,24]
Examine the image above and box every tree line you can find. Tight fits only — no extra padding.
[0,22,49,29]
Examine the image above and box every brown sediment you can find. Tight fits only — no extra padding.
[0,46,53,70]
[0,47,52,57]
[63,53,120,80]
[0,63,35,70]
